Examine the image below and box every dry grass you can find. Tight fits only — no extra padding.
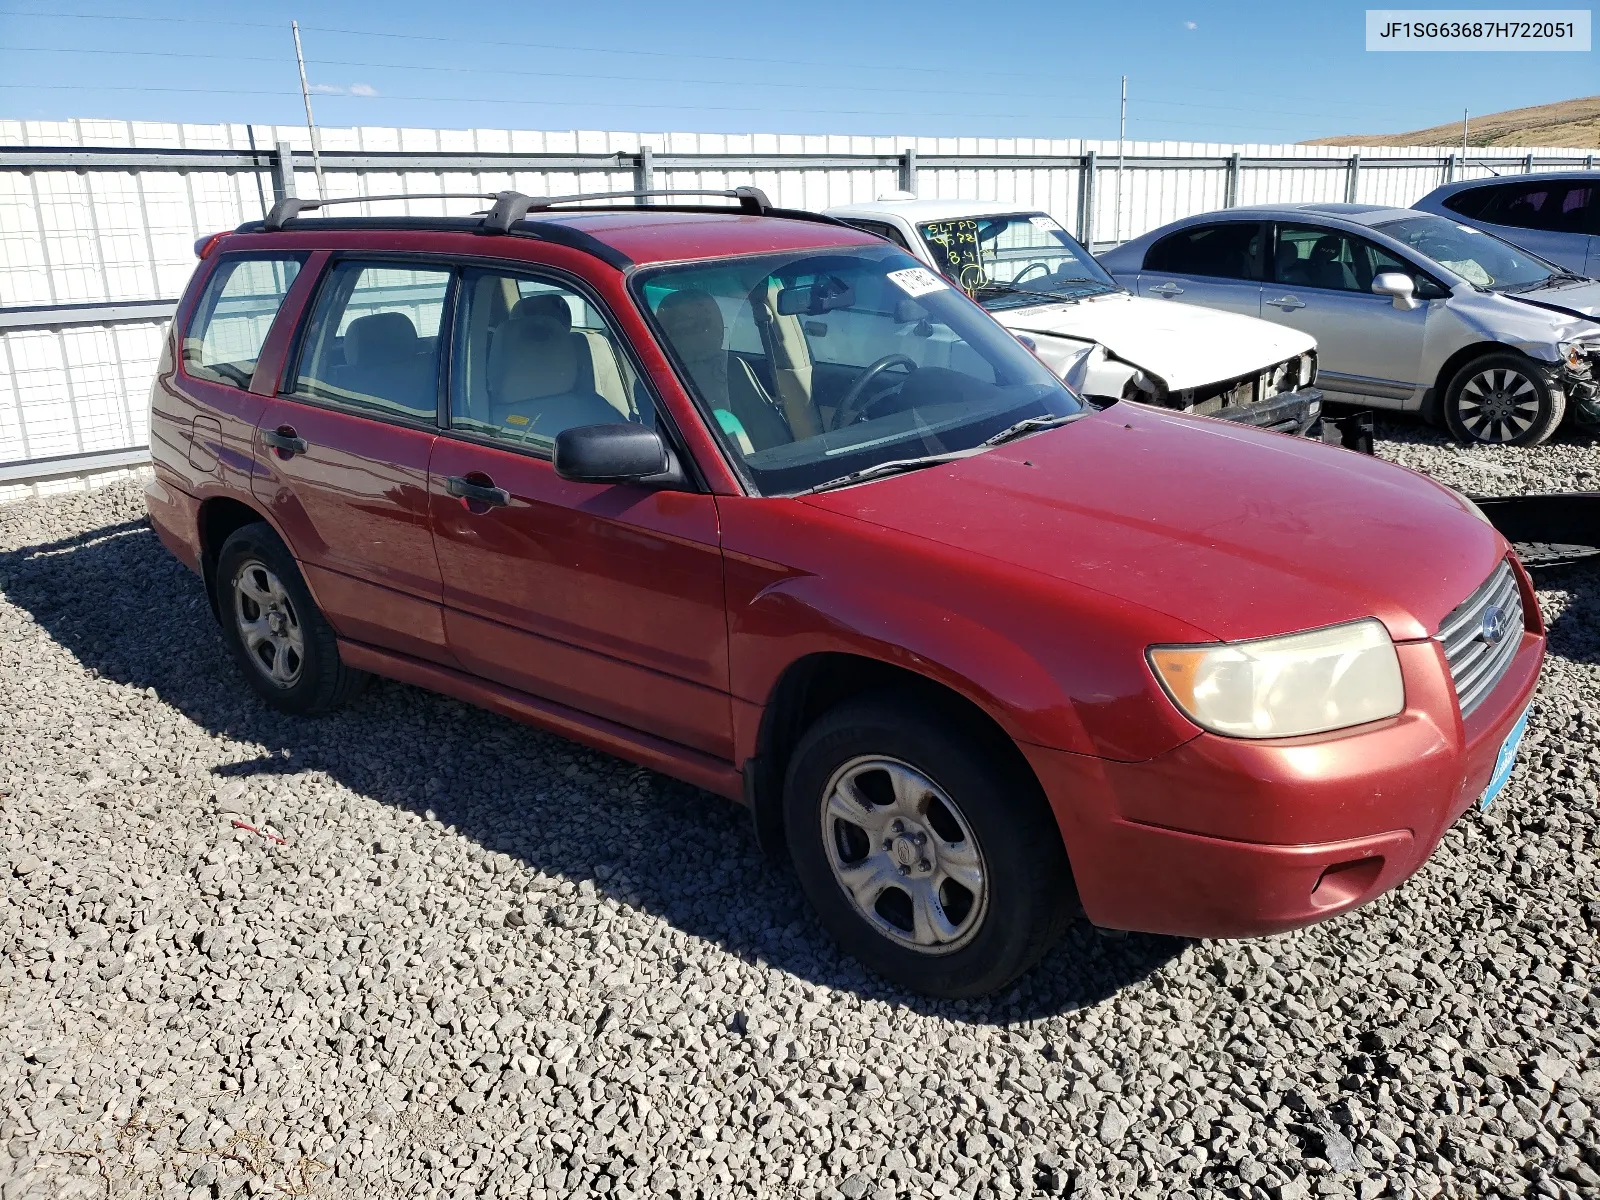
[1304,95,1600,148]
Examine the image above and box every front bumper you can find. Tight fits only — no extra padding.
[1209,386,1323,438]
[1023,626,1544,938]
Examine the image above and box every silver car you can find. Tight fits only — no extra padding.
[1413,171,1597,277]
[1098,203,1600,445]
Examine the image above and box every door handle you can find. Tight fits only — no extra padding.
[1266,295,1306,310]
[1149,282,1184,297]
[445,476,511,508]
[261,427,308,456]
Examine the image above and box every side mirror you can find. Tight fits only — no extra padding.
[553,423,685,487]
[1372,272,1421,311]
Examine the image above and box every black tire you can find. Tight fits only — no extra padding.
[783,696,1073,998]
[1443,352,1565,446]
[213,522,367,715]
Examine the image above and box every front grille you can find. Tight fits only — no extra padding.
[1437,560,1523,716]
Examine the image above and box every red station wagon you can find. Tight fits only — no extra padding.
[146,187,1545,997]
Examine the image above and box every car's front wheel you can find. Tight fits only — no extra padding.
[783,697,1073,998]
[214,522,367,715]
[1444,352,1565,446]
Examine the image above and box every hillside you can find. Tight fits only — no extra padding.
[1304,95,1600,148]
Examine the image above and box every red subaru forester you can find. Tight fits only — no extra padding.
[146,188,1543,998]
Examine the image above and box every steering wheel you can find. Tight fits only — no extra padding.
[833,354,918,428]
[1013,262,1051,284]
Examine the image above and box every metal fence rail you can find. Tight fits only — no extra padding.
[2,123,1596,495]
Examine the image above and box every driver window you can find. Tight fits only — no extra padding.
[450,269,651,451]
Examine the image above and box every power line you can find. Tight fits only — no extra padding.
[0,8,962,77]
[0,82,1100,124]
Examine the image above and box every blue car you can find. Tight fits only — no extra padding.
[1413,172,1598,277]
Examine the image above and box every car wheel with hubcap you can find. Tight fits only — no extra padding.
[1444,352,1565,446]
[214,522,367,715]
[783,697,1073,997]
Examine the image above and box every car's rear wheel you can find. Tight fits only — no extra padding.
[214,522,367,715]
[783,697,1073,998]
[1444,352,1565,446]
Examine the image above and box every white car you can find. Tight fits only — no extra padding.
[825,196,1323,436]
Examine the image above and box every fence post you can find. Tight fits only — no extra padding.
[269,142,297,203]
[1224,152,1241,207]
[1444,153,1457,184]
[1588,154,1596,171]
[1345,153,1361,203]
[900,148,918,195]
[1524,153,1534,174]
[1078,151,1097,246]
[634,146,653,205]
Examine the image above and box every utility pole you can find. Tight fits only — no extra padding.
[1113,76,1126,246]
[1462,108,1469,163]
[291,20,326,199]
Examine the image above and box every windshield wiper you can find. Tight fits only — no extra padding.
[975,281,1120,304]
[982,412,1086,447]
[793,449,983,496]
[1541,270,1592,288]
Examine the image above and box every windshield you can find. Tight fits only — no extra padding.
[916,213,1120,310]
[1371,213,1556,292]
[635,244,1086,496]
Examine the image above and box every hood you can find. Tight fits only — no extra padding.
[1505,278,1600,324]
[988,292,1315,390]
[801,405,1506,644]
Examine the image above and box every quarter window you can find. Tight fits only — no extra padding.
[181,255,304,389]
[1144,223,1263,280]
[293,262,452,422]
[450,269,651,450]
[843,219,913,251]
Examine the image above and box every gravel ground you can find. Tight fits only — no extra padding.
[1,421,1597,1200]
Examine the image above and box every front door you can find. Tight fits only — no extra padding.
[1479,178,1595,275]
[428,266,732,759]
[1260,223,1433,408]
[1135,220,1266,318]
[252,259,455,664]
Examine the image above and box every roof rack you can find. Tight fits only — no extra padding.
[262,186,774,233]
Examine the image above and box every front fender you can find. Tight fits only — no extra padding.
[719,499,1209,763]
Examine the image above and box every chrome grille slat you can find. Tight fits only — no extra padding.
[1437,561,1522,717]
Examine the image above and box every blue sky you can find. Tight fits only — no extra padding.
[0,1,1594,143]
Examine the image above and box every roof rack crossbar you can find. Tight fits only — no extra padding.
[263,192,498,231]
[264,186,775,234]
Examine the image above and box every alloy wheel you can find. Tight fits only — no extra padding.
[1455,367,1542,442]
[232,559,305,688]
[819,755,988,954]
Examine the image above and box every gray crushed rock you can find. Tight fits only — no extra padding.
[0,420,1596,1199]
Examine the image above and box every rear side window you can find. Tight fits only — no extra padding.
[292,262,453,422]
[1492,181,1594,234]
[1144,223,1262,280]
[182,255,304,389]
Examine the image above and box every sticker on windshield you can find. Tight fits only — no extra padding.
[1029,216,1065,232]
[886,267,950,298]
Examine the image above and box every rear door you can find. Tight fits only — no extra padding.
[252,259,456,664]
[427,264,732,760]
[1262,223,1434,407]
[1135,221,1266,317]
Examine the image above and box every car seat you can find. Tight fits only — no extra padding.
[337,312,434,411]
[486,313,620,438]
[1307,235,1357,291]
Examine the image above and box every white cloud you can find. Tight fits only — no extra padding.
[348,83,378,97]
[307,83,343,94]
[1184,20,1197,29]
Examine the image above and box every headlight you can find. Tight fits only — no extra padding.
[1558,337,1599,372]
[1147,618,1404,739]
[1300,351,1317,386]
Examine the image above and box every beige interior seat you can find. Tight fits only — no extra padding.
[509,294,632,419]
